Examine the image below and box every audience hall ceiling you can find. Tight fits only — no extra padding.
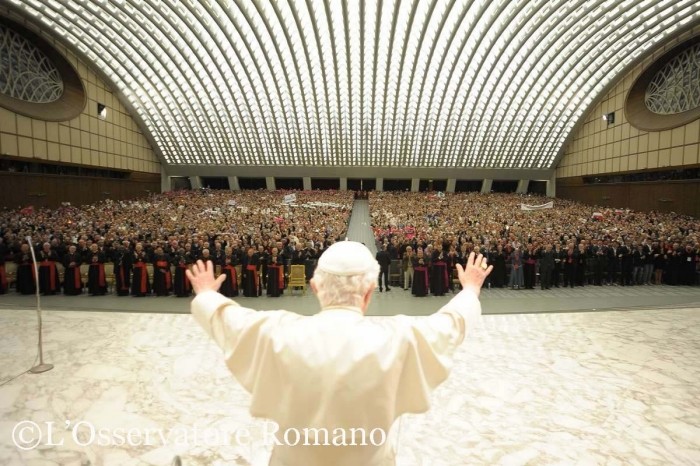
[6,0,700,170]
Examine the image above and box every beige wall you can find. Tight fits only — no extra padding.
[0,31,160,174]
[556,27,700,178]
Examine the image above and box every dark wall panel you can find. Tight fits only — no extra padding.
[275,177,303,190]
[419,179,447,192]
[170,177,191,191]
[347,178,376,191]
[201,177,230,189]
[383,179,411,191]
[557,177,700,218]
[455,180,482,192]
[492,180,518,193]
[238,177,266,190]
[0,172,161,209]
[527,180,547,195]
[311,178,340,190]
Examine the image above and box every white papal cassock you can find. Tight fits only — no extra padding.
[191,289,481,466]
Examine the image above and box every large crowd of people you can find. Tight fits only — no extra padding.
[0,189,697,299]
[0,189,351,297]
[370,192,699,295]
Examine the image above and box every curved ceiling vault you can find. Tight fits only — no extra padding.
[7,0,700,169]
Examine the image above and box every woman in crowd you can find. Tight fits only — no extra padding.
[509,246,524,290]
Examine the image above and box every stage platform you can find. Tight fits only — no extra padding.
[1,302,699,465]
[1,284,699,316]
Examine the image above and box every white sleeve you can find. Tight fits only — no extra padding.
[394,290,481,415]
[190,290,278,393]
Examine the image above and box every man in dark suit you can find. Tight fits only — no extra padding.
[538,243,555,290]
[376,244,391,292]
[291,242,307,265]
[608,241,620,285]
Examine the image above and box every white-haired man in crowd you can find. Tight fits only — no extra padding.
[187,240,492,466]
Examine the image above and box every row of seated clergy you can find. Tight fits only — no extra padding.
[2,260,309,298]
[7,251,111,296]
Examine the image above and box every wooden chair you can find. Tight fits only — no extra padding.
[452,268,461,291]
[105,263,115,292]
[79,264,90,283]
[288,264,306,295]
[235,265,242,287]
[5,262,17,290]
[55,262,65,284]
[146,264,154,280]
[389,260,402,287]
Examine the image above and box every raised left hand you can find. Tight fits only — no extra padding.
[186,260,226,295]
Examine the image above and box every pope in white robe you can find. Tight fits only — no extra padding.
[188,241,492,466]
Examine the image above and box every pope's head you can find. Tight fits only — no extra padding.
[310,241,379,313]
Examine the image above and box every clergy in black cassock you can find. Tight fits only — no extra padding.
[242,247,261,297]
[219,249,239,298]
[63,245,83,295]
[411,249,429,297]
[430,249,449,296]
[266,247,285,297]
[173,248,193,298]
[87,244,107,296]
[15,244,35,295]
[37,243,60,295]
[152,247,172,296]
[113,242,132,296]
[131,245,151,297]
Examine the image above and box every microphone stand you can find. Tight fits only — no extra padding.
[26,237,54,374]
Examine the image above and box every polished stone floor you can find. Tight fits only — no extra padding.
[1,305,699,465]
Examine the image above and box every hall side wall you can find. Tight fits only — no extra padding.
[556,26,700,216]
[0,12,161,209]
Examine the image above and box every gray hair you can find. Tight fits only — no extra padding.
[312,266,378,309]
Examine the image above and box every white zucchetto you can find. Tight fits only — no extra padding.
[316,240,378,276]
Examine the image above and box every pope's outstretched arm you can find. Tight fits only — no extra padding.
[423,251,493,347]
[186,260,276,392]
[396,252,492,414]
[412,252,492,350]
[186,260,234,346]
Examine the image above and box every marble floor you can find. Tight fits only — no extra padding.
[1,306,699,466]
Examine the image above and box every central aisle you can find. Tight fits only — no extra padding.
[344,199,377,255]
